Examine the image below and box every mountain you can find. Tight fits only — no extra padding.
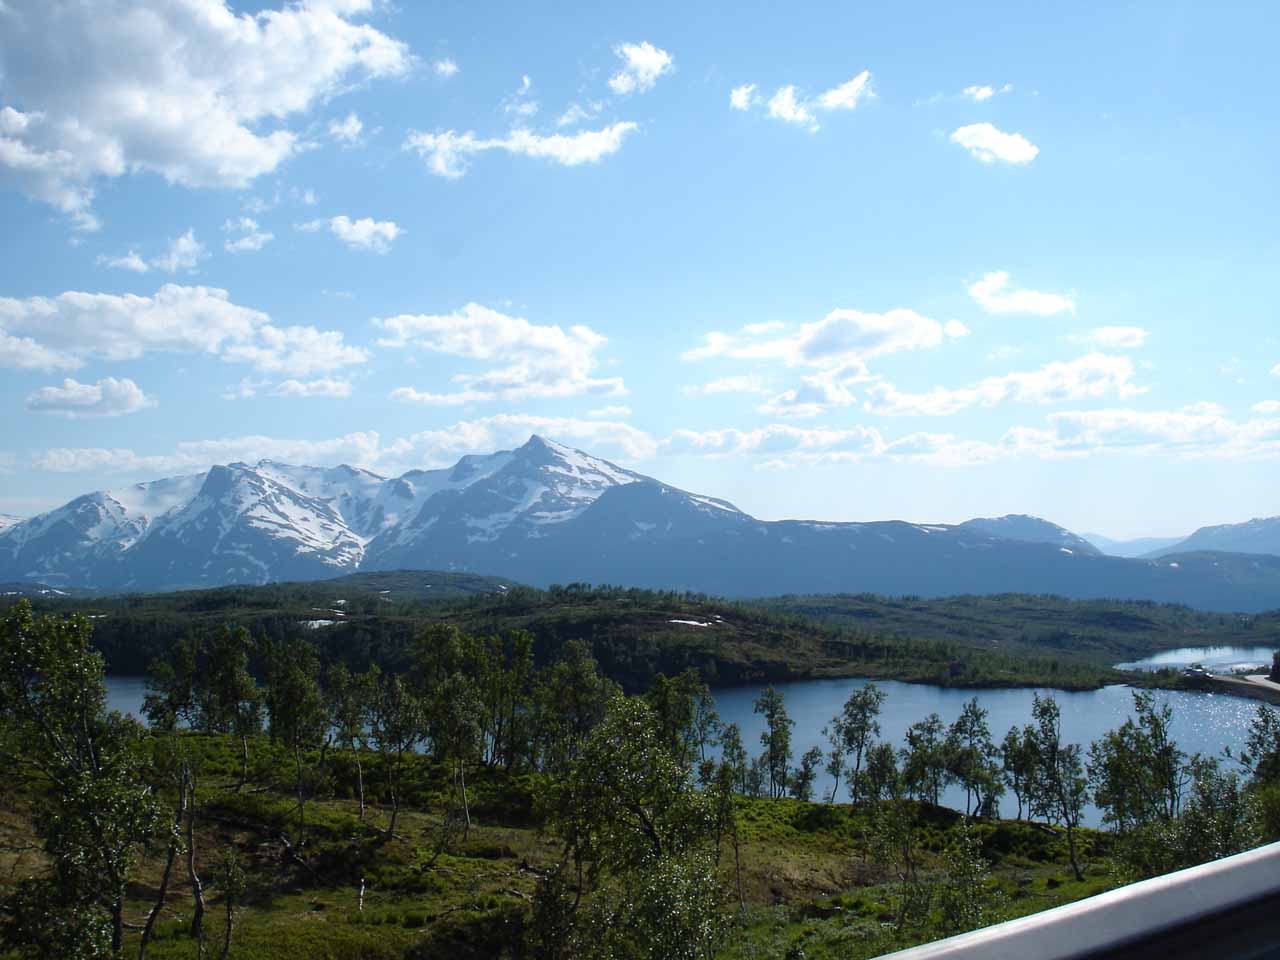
[956,515,1100,555]
[1145,516,1280,559]
[3,435,1280,612]
[0,514,21,533]
[1083,533,1186,558]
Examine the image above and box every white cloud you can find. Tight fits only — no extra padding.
[767,86,818,132]
[329,112,363,145]
[224,217,274,253]
[587,404,632,419]
[960,83,1011,103]
[29,416,658,477]
[1253,400,1280,414]
[24,377,154,418]
[608,41,674,95]
[1271,362,1279,377]
[404,123,637,179]
[273,377,352,398]
[682,374,770,396]
[0,284,367,376]
[0,0,411,230]
[556,102,604,128]
[433,58,459,78]
[944,319,971,339]
[97,251,150,273]
[377,302,624,403]
[302,215,402,252]
[969,271,1075,316]
[1076,325,1149,349]
[662,423,886,464]
[864,353,1145,416]
[730,84,758,111]
[151,229,207,273]
[685,307,966,367]
[736,72,873,130]
[0,332,81,371]
[757,364,872,418]
[99,228,209,273]
[1004,403,1280,461]
[816,71,874,111]
[951,123,1039,164]
[503,75,539,118]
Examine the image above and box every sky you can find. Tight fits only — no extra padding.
[0,0,1277,540]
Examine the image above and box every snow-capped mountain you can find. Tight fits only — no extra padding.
[0,514,22,533]
[2,435,1279,612]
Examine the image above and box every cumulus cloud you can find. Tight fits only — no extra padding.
[734,71,873,131]
[377,302,624,403]
[684,308,965,367]
[97,251,150,273]
[961,83,1012,102]
[152,229,208,273]
[608,42,674,95]
[99,228,208,273]
[951,123,1039,164]
[1253,400,1280,414]
[300,215,402,252]
[0,0,411,230]
[863,353,1145,416]
[224,217,274,253]
[433,58,459,78]
[969,271,1075,316]
[1075,326,1149,349]
[729,84,758,111]
[403,123,637,178]
[329,112,363,145]
[587,404,632,419]
[662,423,887,464]
[273,377,352,398]
[1271,362,1279,377]
[24,377,154,418]
[0,283,367,376]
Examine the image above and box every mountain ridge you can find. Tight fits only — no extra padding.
[2,435,1279,612]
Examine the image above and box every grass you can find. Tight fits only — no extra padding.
[0,732,1128,960]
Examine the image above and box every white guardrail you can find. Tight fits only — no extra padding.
[877,841,1280,960]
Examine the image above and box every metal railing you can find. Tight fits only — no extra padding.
[877,841,1280,960]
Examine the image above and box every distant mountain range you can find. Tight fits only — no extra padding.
[1082,533,1186,558]
[1084,517,1280,560]
[2,435,1279,611]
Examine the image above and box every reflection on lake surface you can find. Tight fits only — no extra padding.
[106,673,1263,829]
[714,678,1262,827]
[1115,645,1278,674]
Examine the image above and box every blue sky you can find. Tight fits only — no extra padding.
[0,0,1277,538]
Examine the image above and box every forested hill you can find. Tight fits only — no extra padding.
[4,573,1129,692]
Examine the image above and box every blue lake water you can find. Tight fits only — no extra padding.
[713,678,1263,825]
[1115,645,1278,674]
[106,674,1265,828]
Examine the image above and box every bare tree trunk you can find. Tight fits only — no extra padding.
[459,760,471,839]
[294,745,307,848]
[355,750,365,819]
[1066,824,1083,881]
[237,734,249,792]
[218,897,234,960]
[184,764,206,946]
[138,776,185,960]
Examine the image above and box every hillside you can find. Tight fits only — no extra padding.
[4,574,1119,691]
[1148,516,1280,559]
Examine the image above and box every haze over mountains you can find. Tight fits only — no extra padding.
[1,435,1278,612]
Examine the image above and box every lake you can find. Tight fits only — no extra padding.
[105,674,1264,828]
[713,677,1263,825]
[1115,645,1279,674]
